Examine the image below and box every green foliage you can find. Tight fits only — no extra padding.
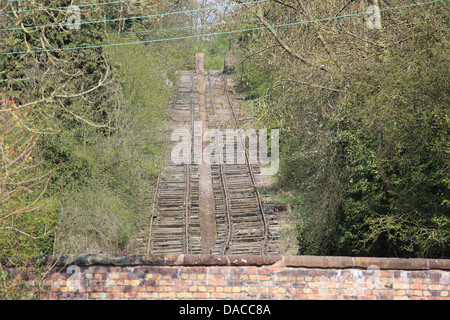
[204,34,229,70]
[238,58,274,100]
[0,0,197,255]
[2,0,447,260]
[333,27,450,257]
[0,84,59,258]
[0,268,33,300]
[53,36,175,253]
[233,31,274,100]
[0,260,50,300]
[233,1,449,258]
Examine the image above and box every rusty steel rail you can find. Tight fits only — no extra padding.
[207,70,233,255]
[221,73,269,256]
[145,71,201,255]
[140,69,277,256]
[204,70,272,255]
[184,71,195,255]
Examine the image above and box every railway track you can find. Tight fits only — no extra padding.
[135,71,202,255]
[207,70,279,255]
[136,69,280,256]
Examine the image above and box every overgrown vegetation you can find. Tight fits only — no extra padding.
[232,0,449,258]
[51,32,184,253]
[1,1,448,294]
[0,0,207,255]
[0,1,209,298]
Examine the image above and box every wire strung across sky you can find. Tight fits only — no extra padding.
[1,0,270,31]
[0,0,445,55]
[125,18,259,35]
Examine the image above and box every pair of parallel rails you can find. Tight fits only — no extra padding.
[136,70,279,256]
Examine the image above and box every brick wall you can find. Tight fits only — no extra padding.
[5,254,450,300]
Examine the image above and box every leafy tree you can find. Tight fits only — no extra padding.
[231,0,449,257]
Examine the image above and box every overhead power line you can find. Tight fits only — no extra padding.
[128,18,259,35]
[1,0,270,31]
[0,0,444,55]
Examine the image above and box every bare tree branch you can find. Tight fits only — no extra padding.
[235,0,328,72]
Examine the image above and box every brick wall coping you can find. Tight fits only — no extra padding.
[3,254,449,270]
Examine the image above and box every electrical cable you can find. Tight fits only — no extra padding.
[1,0,270,31]
[0,0,444,55]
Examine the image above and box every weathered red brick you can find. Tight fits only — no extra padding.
[124,292,141,299]
[211,292,227,299]
[108,292,124,299]
[8,258,450,300]
[193,292,209,299]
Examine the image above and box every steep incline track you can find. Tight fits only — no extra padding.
[136,69,280,256]
[206,71,279,255]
